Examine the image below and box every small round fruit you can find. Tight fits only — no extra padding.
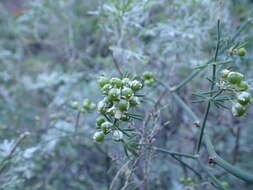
[96,117,106,127]
[131,80,142,91]
[232,103,247,117]
[70,101,79,109]
[236,81,249,91]
[122,87,134,99]
[98,76,110,88]
[144,78,155,86]
[143,71,154,80]
[108,88,120,101]
[122,78,131,87]
[101,121,113,133]
[120,114,130,122]
[101,84,112,95]
[93,131,105,142]
[237,48,246,57]
[118,100,129,111]
[110,77,122,88]
[113,130,123,141]
[227,72,243,84]
[129,97,140,106]
[220,69,230,79]
[97,100,107,114]
[237,92,251,105]
[83,99,91,109]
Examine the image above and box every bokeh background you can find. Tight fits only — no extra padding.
[0,0,253,189]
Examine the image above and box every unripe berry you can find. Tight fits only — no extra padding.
[122,78,131,87]
[113,130,123,141]
[144,78,155,86]
[101,84,112,95]
[93,131,105,142]
[70,101,79,109]
[110,77,122,88]
[120,114,130,121]
[220,69,230,79]
[96,117,106,127]
[129,97,140,106]
[143,71,154,80]
[131,80,142,91]
[101,121,113,133]
[232,103,247,117]
[83,99,91,109]
[237,48,246,57]
[97,100,107,114]
[98,76,110,88]
[237,92,251,105]
[227,72,243,84]
[236,81,249,91]
[118,99,129,111]
[108,88,120,101]
[122,87,134,99]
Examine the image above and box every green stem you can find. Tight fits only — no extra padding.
[171,155,202,180]
[152,146,198,159]
[198,158,227,190]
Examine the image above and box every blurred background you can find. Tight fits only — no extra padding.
[0,0,253,189]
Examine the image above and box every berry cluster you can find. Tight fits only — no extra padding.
[93,75,144,142]
[220,69,251,117]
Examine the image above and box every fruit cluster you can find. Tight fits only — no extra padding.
[229,47,247,57]
[220,69,251,117]
[93,75,144,142]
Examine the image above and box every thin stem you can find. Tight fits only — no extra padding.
[197,101,211,153]
[152,146,198,159]
[198,158,227,190]
[197,20,220,153]
[171,155,202,180]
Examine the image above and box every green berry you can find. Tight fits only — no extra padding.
[220,69,230,79]
[101,121,113,133]
[232,103,247,117]
[122,78,131,87]
[70,101,79,109]
[118,100,129,111]
[129,97,140,106]
[143,71,154,80]
[83,99,91,109]
[101,84,112,95]
[113,130,123,141]
[237,48,246,57]
[144,78,155,86]
[110,77,122,88]
[237,92,251,105]
[236,81,249,91]
[98,76,110,88]
[227,72,243,84]
[108,88,120,101]
[131,80,142,91]
[96,117,106,127]
[97,100,107,114]
[122,87,134,99]
[120,114,130,121]
[93,131,105,142]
